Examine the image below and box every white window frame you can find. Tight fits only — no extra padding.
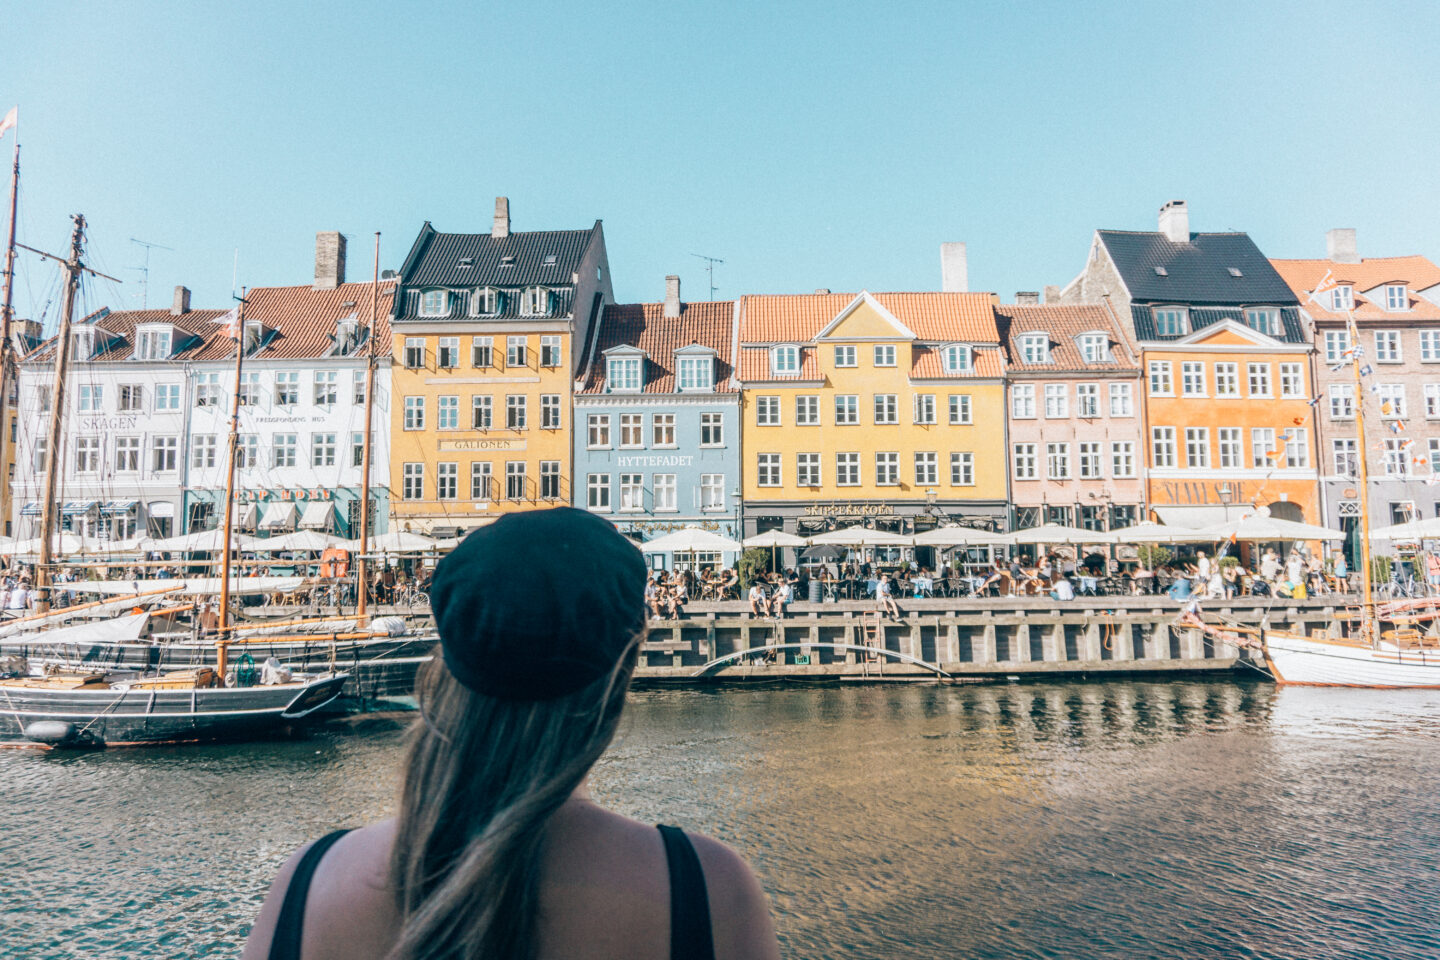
[873,344,896,367]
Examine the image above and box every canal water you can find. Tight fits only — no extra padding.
[5,680,1440,959]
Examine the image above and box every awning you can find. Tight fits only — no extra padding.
[102,500,138,514]
[20,502,41,517]
[229,503,258,528]
[299,501,334,530]
[62,500,97,516]
[147,502,174,518]
[259,502,298,529]
[1151,505,1251,530]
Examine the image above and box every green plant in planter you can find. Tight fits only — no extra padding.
[1136,544,1173,569]
[738,547,772,588]
[1217,555,1240,570]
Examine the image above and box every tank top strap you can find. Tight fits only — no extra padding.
[656,824,716,960]
[267,828,352,960]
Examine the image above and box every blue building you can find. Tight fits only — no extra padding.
[573,277,740,569]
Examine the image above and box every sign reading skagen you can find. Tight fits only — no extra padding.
[438,438,527,452]
[78,415,142,431]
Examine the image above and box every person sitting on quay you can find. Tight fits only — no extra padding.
[1221,560,1244,599]
[876,573,901,619]
[644,574,665,621]
[670,575,689,621]
[747,579,768,617]
[768,574,791,620]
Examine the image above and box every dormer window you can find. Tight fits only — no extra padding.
[472,287,503,316]
[243,320,264,354]
[1018,333,1050,364]
[1386,285,1409,311]
[135,324,173,360]
[940,344,971,374]
[522,286,551,316]
[72,328,95,360]
[770,345,800,376]
[1331,285,1354,311]
[1244,308,1280,336]
[676,349,716,391]
[419,289,448,317]
[1152,307,1188,337]
[333,319,359,356]
[607,355,643,392]
[1077,333,1111,363]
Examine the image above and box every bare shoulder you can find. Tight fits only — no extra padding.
[687,832,782,960]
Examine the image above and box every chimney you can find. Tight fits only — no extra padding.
[1327,228,1359,263]
[1043,284,1060,303]
[1158,200,1189,243]
[663,275,681,318]
[814,288,830,295]
[940,242,968,292]
[1015,291,1040,305]
[313,231,346,290]
[170,285,191,316]
[492,197,511,239]
[16,318,40,353]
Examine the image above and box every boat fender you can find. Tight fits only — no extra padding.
[24,720,77,745]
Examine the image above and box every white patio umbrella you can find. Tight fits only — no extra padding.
[140,528,262,553]
[253,529,348,552]
[742,529,809,570]
[10,533,104,557]
[1196,512,1345,543]
[344,530,439,554]
[808,525,913,547]
[1003,523,1103,546]
[1370,517,1440,542]
[1102,521,1218,544]
[639,526,743,554]
[913,525,1009,547]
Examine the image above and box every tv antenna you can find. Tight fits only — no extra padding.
[690,253,725,299]
[129,237,173,308]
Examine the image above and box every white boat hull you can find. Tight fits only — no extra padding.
[1264,631,1440,688]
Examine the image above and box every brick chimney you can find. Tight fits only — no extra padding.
[663,275,681,318]
[1015,291,1040,305]
[313,231,346,290]
[170,285,191,316]
[1327,228,1359,263]
[1158,200,1189,243]
[940,242,968,292]
[492,197,510,239]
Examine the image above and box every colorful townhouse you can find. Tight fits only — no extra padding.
[387,199,612,534]
[1271,231,1440,559]
[1059,200,1319,527]
[735,290,1008,545]
[999,299,1144,532]
[573,277,740,568]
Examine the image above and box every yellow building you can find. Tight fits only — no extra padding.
[736,291,1007,541]
[388,200,611,532]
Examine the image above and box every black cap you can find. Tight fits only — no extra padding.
[429,507,647,700]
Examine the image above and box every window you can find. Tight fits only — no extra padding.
[1111,442,1135,478]
[350,432,364,467]
[1076,384,1100,418]
[540,394,561,430]
[941,345,970,373]
[1324,330,1351,363]
[795,395,819,426]
[836,452,860,486]
[307,370,335,406]
[950,452,974,486]
[540,336,562,368]
[1378,383,1406,418]
[1331,286,1353,311]
[1043,384,1068,418]
[755,396,781,426]
[1078,442,1102,478]
[429,337,457,369]
[1425,384,1440,419]
[1181,362,1206,396]
[1184,427,1210,468]
[31,436,47,473]
[118,384,143,412]
[1244,308,1279,335]
[1153,308,1187,336]
[1422,331,1440,362]
[1252,428,1276,467]
[136,326,172,360]
[523,286,551,316]
[770,345,799,376]
[1247,363,1271,397]
[914,451,937,485]
[677,356,712,390]
[1211,362,1238,397]
[604,414,636,449]
[603,356,641,392]
[472,462,493,501]
[152,436,178,472]
[1383,440,1408,477]
[1218,428,1242,468]
[404,337,425,369]
[833,345,856,367]
[873,394,898,424]
[941,394,970,425]
[875,451,899,485]
[275,371,299,406]
[352,371,367,405]
[311,433,336,467]
[1374,331,1401,362]
[540,462,561,500]
[75,436,102,472]
[1430,440,1440,474]
[72,328,94,360]
[1276,362,1303,399]
[913,394,936,424]
[586,473,609,510]
[506,395,527,430]
[419,290,447,316]
[1010,384,1035,418]
[1152,427,1176,468]
[834,395,859,425]
[472,395,493,430]
[615,473,643,511]
[236,372,261,406]
[79,384,103,412]
[1046,443,1070,479]
[192,435,217,469]
[506,336,527,368]
[652,413,675,446]
[1078,333,1110,363]
[155,383,180,411]
[402,463,424,500]
[700,474,725,511]
[273,433,297,468]
[473,287,501,316]
[1329,384,1355,419]
[700,412,724,446]
[797,453,821,487]
[1109,383,1133,417]
[1013,443,1037,480]
[873,344,896,367]
[1148,361,1173,396]
[505,462,527,500]
[436,396,458,430]
[472,337,493,367]
[112,436,140,472]
[1019,334,1050,364]
[403,396,425,430]
[1285,428,1310,468]
[756,453,781,487]
[1385,285,1408,311]
[436,462,457,500]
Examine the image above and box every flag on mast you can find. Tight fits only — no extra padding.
[0,106,15,140]
[213,307,240,337]
[1311,269,1339,296]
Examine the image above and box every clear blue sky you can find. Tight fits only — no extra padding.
[3,0,1436,323]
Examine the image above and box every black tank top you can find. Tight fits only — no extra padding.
[266,824,716,960]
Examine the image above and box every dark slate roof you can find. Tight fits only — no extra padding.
[1099,231,1300,305]
[400,221,597,287]
[1130,305,1307,344]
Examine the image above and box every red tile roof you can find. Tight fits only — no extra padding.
[22,308,231,363]
[910,345,1006,379]
[578,301,736,394]
[739,291,1000,343]
[995,303,1140,373]
[1270,256,1440,322]
[735,345,821,383]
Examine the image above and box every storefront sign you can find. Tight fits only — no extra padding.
[1156,481,1253,505]
[803,502,899,518]
[77,415,141,431]
[235,488,332,502]
[616,454,695,468]
[438,438,527,452]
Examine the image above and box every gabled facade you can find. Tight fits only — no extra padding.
[387,199,611,533]
[1271,231,1440,558]
[573,277,739,566]
[736,290,1007,541]
[1060,201,1319,527]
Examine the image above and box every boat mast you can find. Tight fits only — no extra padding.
[1350,312,1376,646]
[216,289,248,679]
[356,232,379,619]
[0,138,18,512]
